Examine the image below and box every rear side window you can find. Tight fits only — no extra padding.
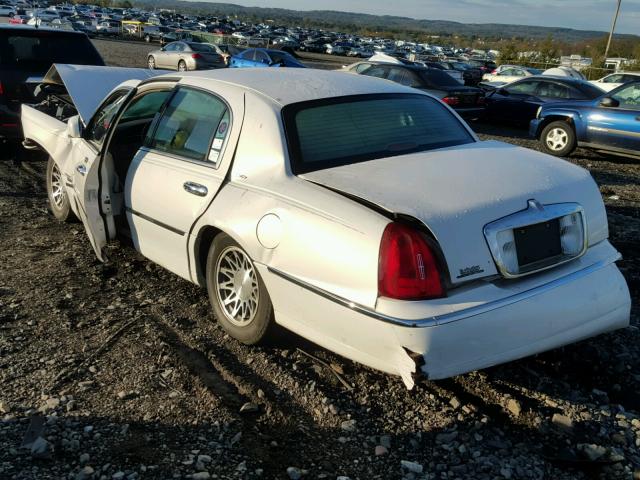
[0,32,104,68]
[149,88,230,164]
[284,94,474,174]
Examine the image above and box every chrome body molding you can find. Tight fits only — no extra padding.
[266,253,621,329]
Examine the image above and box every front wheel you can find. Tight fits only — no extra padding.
[206,234,276,345]
[540,121,576,157]
[46,157,75,222]
[148,56,156,69]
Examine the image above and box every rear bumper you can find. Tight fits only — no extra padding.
[258,241,630,388]
[405,261,629,381]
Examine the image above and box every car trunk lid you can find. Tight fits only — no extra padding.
[301,140,606,285]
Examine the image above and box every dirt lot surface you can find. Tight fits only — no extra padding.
[1,39,640,480]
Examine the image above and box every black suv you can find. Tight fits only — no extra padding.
[0,25,105,144]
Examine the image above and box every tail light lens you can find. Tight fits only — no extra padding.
[442,96,459,106]
[491,69,497,74]
[0,82,4,96]
[191,53,203,59]
[378,223,445,300]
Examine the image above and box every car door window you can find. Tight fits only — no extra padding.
[164,43,176,52]
[353,63,372,73]
[85,90,130,148]
[254,51,269,64]
[122,90,173,122]
[536,82,570,99]
[499,68,515,76]
[174,42,185,52]
[360,65,388,79]
[506,81,538,95]
[149,88,230,164]
[387,68,421,87]
[611,83,640,110]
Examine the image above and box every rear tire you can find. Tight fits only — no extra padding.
[540,121,576,157]
[148,56,156,70]
[206,233,276,345]
[178,60,187,72]
[46,157,75,222]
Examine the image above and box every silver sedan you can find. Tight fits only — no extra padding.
[148,41,226,72]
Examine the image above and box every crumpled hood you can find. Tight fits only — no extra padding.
[301,140,608,284]
[41,64,168,125]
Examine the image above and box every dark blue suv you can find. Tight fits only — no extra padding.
[530,81,640,158]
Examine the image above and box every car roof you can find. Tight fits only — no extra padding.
[169,68,415,106]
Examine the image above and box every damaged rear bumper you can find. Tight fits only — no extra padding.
[258,241,630,389]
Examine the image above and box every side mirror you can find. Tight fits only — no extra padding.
[599,97,619,108]
[66,115,82,138]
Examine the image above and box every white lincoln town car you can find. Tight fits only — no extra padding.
[22,65,630,388]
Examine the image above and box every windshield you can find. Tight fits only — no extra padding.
[284,94,474,174]
[0,32,104,69]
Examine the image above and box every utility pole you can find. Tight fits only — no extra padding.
[603,0,622,64]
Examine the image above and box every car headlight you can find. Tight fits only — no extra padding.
[536,106,542,119]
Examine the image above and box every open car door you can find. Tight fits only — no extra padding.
[71,86,137,262]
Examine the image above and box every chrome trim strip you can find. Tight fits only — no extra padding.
[587,126,640,138]
[125,206,185,236]
[266,254,620,329]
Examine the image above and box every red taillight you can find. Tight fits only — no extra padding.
[442,96,459,106]
[0,82,3,96]
[491,69,497,74]
[378,223,444,300]
[191,53,203,59]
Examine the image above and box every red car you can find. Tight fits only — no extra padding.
[9,15,29,24]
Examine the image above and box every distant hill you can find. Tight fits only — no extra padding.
[135,0,639,42]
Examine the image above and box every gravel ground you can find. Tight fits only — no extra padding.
[1,40,639,480]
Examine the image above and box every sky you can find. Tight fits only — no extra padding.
[191,0,640,34]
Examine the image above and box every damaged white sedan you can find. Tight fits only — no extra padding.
[22,65,631,388]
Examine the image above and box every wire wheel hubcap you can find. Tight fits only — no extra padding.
[215,246,259,326]
[148,57,155,69]
[546,128,569,151]
[178,62,186,71]
[50,163,65,209]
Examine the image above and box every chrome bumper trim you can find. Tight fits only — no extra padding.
[266,253,620,328]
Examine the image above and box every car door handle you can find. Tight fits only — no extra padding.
[76,164,87,176]
[183,181,208,197]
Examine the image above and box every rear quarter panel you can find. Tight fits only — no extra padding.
[190,91,390,308]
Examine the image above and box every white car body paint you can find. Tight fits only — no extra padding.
[22,67,631,388]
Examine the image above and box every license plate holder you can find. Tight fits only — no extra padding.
[514,219,562,268]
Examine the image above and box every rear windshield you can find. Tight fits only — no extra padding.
[190,43,214,53]
[577,82,606,99]
[283,94,474,173]
[0,31,105,69]
[419,68,461,87]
